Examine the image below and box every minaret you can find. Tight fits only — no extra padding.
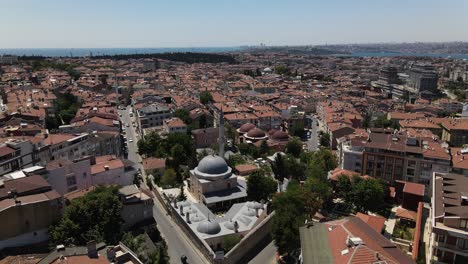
[218,108,225,159]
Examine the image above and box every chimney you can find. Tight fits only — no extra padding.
[87,240,98,258]
[104,165,109,171]
[174,199,178,208]
[179,205,184,215]
[106,247,116,261]
[255,208,259,217]
[186,212,191,223]
[234,221,239,233]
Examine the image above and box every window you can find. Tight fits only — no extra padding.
[461,219,468,229]
[457,238,468,250]
[3,163,10,170]
[66,176,77,186]
[68,186,77,192]
[83,172,87,179]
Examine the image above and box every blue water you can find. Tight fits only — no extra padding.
[0,47,242,57]
[348,52,468,60]
[1,48,468,60]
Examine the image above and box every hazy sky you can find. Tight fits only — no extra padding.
[1,0,467,48]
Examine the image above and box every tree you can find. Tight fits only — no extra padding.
[305,177,331,202]
[290,122,305,137]
[259,140,271,156]
[49,186,123,246]
[247,170,277,201]
[285,138,303,158]
[198,114,207,128]
[275,65,291,76]
[351,177,385,213]
[174,109,191,125]
[271,154,287,190]
[227,154,246,167]
[178,185,187,201]
[160,168,177,188]
[285,155,306,181]
[199,91,214,105]
[335,174,353,201]
[320,132,331,148]
[272,182,320,256]
[223,236,241,252]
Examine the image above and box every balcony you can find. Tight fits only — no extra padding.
[433,241,468,257]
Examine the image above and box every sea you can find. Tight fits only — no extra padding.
[1,48,468,60]
[0,47,242,57]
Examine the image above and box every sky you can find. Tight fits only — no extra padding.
[1,0,468,48]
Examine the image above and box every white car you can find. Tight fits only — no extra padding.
[126,123,129,127]
[128,139,133,143]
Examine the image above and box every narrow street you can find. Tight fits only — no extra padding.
[119,107,209,264]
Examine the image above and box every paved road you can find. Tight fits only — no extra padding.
[248,241,277,264]
[119,107,208,264]
[306,116,319,152]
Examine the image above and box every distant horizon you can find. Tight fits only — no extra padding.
[2,0,467,49]
[2,40,468,50]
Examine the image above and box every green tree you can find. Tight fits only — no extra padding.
[174,109,191,125]
[247,170,277,201]
[223,236,241,252]
[227,154,246,167]
[351,177,385,213]
[271,154,287,190]
[336,174,353,202]
[320,132,331,148]
[272,182,320,256]
[285,138,303,158]
[160,168,177,188]
[259,140,271,156]
[290,122,305,137]
[275,65,291,76]
[178,185,187,201]
[49,186,123,246]
[199,91,214,105]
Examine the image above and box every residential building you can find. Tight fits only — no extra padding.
[163,117,187,134]
[90,155,133,187]
[441,119,468,147]
[451,147,468,176]
[429,172,468,264]
[299,216,414,264]
[0,175,62,250]
[0,138,35,176]
[45,157,93,195]
[136,103,172,130]
[361,131,450,193]
[119,185,154,229]
[407,64,439,94]
[192,127,219,148]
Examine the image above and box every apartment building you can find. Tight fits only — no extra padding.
[361,131,450,195]
[0,138,36,176]
[441,119,468,147]
[45,157,93,195]
[136,103,172,130]
[429,172,468,264]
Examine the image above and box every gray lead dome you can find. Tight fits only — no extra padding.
[197,155,229,175]
[197,221,222,235]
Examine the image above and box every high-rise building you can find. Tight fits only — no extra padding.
[407,64,439,93]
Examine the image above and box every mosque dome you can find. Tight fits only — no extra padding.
[197,155,229,175]
[239,123,256,133]
[246,128,266,139]
[197,221,222,235]
[271,130,289,141]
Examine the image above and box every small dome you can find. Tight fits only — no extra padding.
[239,123,256,133]
[197,155,229,175]
[177,200,190,207]
[197,221,221,235]
[271,130,289,141]
[191,214,204,222]
[246,201,263,209]
[224,221,235,230]
[246,128,266,138]
[268,129,279,136]
[243,208,257,217]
